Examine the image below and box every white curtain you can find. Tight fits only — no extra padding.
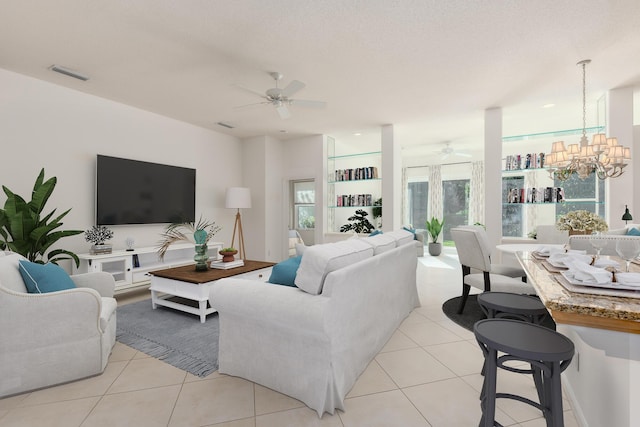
[428,165,443,223]
[401,167,408,226]
[470,161,485,225]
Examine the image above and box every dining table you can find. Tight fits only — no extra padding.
[514,249,640,427]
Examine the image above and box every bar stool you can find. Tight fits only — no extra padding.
[474,319,574,427]
[477,292,551,326]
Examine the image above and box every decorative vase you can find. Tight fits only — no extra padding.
[428,242,442,256]
[194,244,208,271]
[568,229,592,236]
[219,249,238,262]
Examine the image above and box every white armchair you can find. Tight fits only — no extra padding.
[0,252,117,397]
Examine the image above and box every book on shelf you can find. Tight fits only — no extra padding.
[209,259,244,269]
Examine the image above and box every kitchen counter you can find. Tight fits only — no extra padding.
[515,250,640,427]
[517,251,640,333]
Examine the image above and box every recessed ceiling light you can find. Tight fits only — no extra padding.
[48,64,89,81]
[353,133,362,136]
[542,103,556,108]
[280,130,288,133]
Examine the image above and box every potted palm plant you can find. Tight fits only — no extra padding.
[158,216,221,271]
[425,217,444,256]
[0,168,82,266]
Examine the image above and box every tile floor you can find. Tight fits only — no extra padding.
[0,248,580,427]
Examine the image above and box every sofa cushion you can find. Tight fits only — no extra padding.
[369,229,383,236]
[385,229,415,247]
[627,227,640,236]
[608,228,628,235]
[362,233,396,255]
[18,260,76,293]
[268,256,301,287]
[0,253,29,292]
[295,239,374,295]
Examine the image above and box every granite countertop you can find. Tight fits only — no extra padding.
[516,252,640,332]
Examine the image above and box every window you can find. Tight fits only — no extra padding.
[442,178,469,241]
[502,175,524,237]
[292,180,315,229]
[554,173,605,218]
[407,181,428,229]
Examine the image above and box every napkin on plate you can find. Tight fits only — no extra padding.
[536,246,565,256]
[614,273,640,286]
[593,258,620,269]
[548,252,593,267]
[563,259,612,284]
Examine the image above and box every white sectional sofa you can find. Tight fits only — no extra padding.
[209,230,420,416]
[568,224,640,255]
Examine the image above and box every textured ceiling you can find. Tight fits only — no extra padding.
[1,0,639,161]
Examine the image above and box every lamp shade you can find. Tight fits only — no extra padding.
[622,205,633,222]
[225,187,252,209]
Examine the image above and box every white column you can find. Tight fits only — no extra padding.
[484,108,503,248]
[381,124,401,231]
[606,87,635,229]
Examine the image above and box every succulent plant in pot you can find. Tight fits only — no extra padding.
[219,247,238,262]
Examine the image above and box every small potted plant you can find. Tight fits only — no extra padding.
[85,225,114,254]
[425,217,444,256]
[219,247,238,262]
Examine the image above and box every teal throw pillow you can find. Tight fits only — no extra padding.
[402,226,418,240]
[18,260,76,294]
[369,230,383,236]
[268,256,302,287]
[627,227,640,236]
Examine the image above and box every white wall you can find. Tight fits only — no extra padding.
[241,135,285,262]
[0,68,243,270]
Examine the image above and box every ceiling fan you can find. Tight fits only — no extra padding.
[439,142,472,160]
[235,72,326,119]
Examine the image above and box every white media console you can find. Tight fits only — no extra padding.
[73,242,224,293]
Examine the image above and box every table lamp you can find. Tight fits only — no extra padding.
[225,187,251,259]
[622,205,633,225]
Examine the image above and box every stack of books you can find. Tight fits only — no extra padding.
[210,259,244,269]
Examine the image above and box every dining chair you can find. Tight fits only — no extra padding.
[451,227,536,314]
[458,225,526,279]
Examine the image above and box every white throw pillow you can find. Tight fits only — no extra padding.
[0,253,29,293]
[361,233,396,255]
[295,239,374,295]
[385,229,415,247]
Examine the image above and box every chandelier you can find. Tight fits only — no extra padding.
[546,59,630,181]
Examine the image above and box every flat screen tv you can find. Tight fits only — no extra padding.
[96,155,196,225]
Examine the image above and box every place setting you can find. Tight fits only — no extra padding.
[551,239,640,298]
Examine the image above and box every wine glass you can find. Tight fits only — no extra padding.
[589,232,608,259]
[615,239,640,272]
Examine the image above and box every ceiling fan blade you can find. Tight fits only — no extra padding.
[234,101,270,110]
[275,104,291,119]
[232,83,267,99]
[290,99,327,108]
[456,152,473,158]
[281,80,305,97]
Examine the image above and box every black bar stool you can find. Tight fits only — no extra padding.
[474,319,574,427]
[477,292,550,326]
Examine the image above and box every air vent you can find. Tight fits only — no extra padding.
[217,122,235,129]
[49,65,89,81]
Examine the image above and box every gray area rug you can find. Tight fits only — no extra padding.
[116,298,219,377]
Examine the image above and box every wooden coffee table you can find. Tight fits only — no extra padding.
[149,260,275,323]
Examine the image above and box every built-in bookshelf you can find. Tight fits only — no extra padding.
[327,137,382,233]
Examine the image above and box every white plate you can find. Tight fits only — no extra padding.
[560,271,640,292]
